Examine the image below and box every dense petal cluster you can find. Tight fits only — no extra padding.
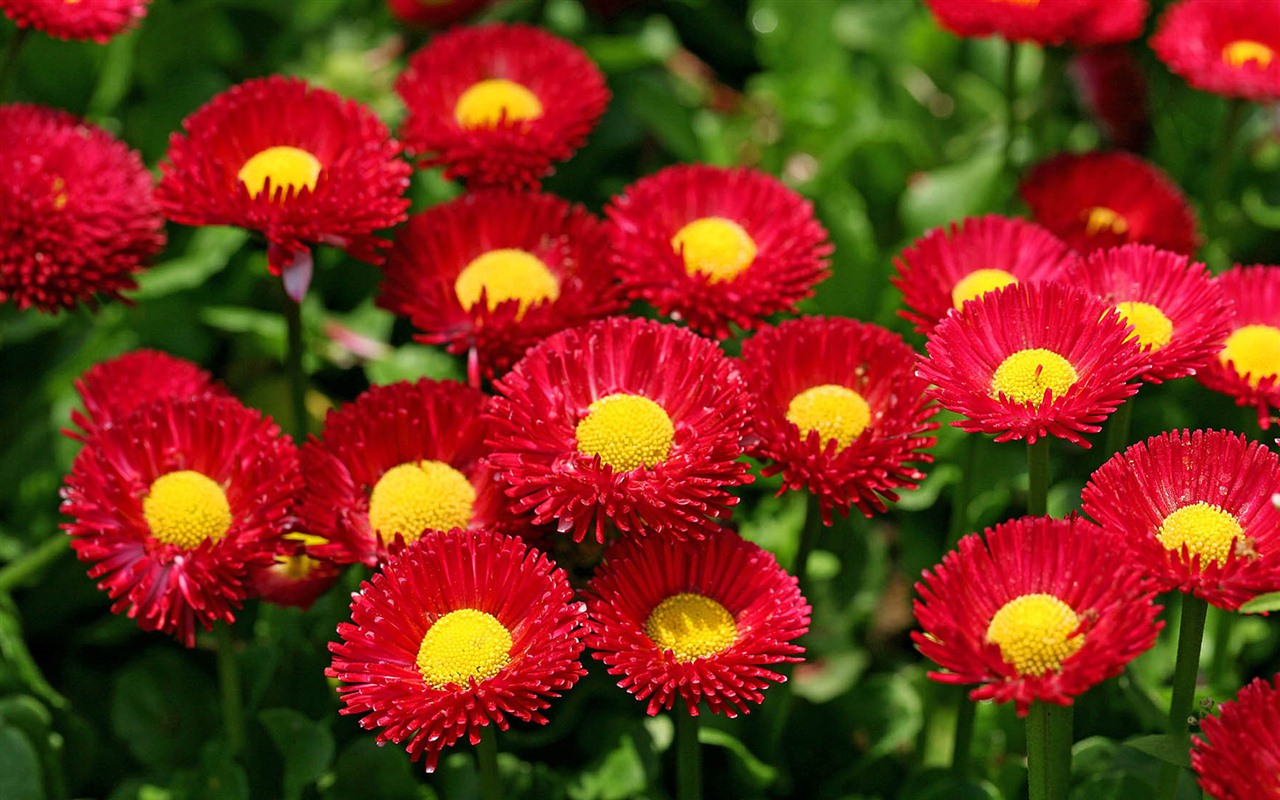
[923,0,1091,44]
[68,349,223,440]
[1196,265,1280,428]
[1152,0,1280,101]
[1191,674,1280,800]
[0,0,150,42]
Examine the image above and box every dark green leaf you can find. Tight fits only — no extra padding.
[1122,734,1191,769]
[1239,591,1280,615]
[258,708,335,800]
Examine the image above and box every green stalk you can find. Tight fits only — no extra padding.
[1026,438,1050,517]
[675,707,702,800]
[1158,594,1208,800]
[1207,98,1248,242]
[951,691,976,778]
[214,623,245,754]
[0,535,68,595]
[1003,40,1020,176]
[476,728,502,800]
[1026,702,1074,800]
[282,292,309,443]
[946,435,980,549]
[792,493,824,587]
[1102,398,1135,460]
[0,28,30,101]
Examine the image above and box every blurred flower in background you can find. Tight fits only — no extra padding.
[1152,0,1280,101]
[0,0,150,43]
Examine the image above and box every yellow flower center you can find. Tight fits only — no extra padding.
[990,348,1079,406]
[986,593,1084,676]
[671,217,758,284]
[951,269,1017,310]
[1221,324,1280,386]
[454,79,544,129]
[51,176,68,210]
[454,248,560,315]
[367,461,476,544]
[237,146,322,200]
[645,593,737,662]
[142,470,233,549]
[1157,502,1246,566]
[1115,301,1174,351]
[575,393,675,472]
[785,384,871,451]
[1082,206,1129,237]
[274,532,328,580]
[416,609,513,689]
[1223,40,1275,69]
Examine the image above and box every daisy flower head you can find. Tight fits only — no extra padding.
[1197,265,1280,428]
[1152,0,1280,102]
[0,0,150,42]
[1191,674,1280,800]
[68,349,223,440]
[605,164,833,339]
[916,282,1148,447]
[377,190,624,381]
[892,214,1078,335]
[247,531,342,611]
[1,104,165,313]
[486,316,754,543]
[327,528,587,772]
[1082,429,1280,610]
[923,0,1093,45]
[913,515,1162,714]
[60,396,300,647]
[154,75,411,301]
[386,0,491,28]
[740,316,938,525]
[396,23,609,190]
[585,527,809,717]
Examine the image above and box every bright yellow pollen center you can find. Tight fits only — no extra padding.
[785,384,871,451]
[1082,206,1129,237]
[1115,301,1174,351]
[986,593,1084,677]
[454,249,560,315]
[646,593,737,662]
[575,393,675,472]
[367,461,475,544]
[1223,40,1275,69]
[951,269,1017,310]
[416,609,513,689]
[454,79,544,129]
[1221,324,1280,386]
[142,470,232,549]
[672,217,758,283]
[990,348,1079,406]
[274,532,328,580]
[237,146,321,200]
[1157,502,1246,566]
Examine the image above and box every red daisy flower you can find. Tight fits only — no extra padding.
[923,0,1092,44]
[247,531,342,611]
[1,104,164,313]
[892,214,1078,335]
[1067,0,1148,47]
[486,317,753,543]
[60,396,299,647]
[913,515,1162,715]
[154,75,411,300]
[1068,46,1151,151]
[377,190,624,381]
[1197,265,1280,428]
[585,527,809,717]
[297,379,513,567]
[916,282,1148,447]
[1020,151,1200,256]
[327,528,587,772]
[385,0,491,28]
[396,23,609,190]
[68,349,223,440]
[606,164,832,339]
[1068,244,1231,383]
[1192,674,1280,800]
[1082,429,1280,610]
[1152,0,1280,102]
[0,0,149,42]
[740,316,938,525]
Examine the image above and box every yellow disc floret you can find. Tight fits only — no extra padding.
[454,249,560,315]
[1223,40,1275,69]
[1082,206,1130,238]
[671,217,758,283]
[786,384,872,451]
[1157,502,1246,566]
[238,146,322,200]
[367,461,476,544]
[646,592,737,662]
[416,609,513,689]
[990,348,1079,406]
[575,393,675,472]
[143,470,233,549]
[1221,324,1280,386]
[274,532,329,580]
[454,79,544,129]
[986,593,1084,676]
[951,269,1017,310]
[1115,301,1174,351]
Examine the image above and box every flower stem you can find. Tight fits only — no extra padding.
[1103,398,1134,460]
[1158,594,1208,800]
[214,623,245,754]
[1027,438,1050,517]
[1026,701,1073,800]
[0,28,30,101]
[675,707,702,800]
[792,493,824,587]
[282,291,309,443]
[0,535,68,595]
[476,727,502,800]
[1003,39,1020,176]
[952,690,976,778]
[1207,98,1248,241]
[946,434,980,549]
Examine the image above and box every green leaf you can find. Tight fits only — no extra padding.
[698,726,778,789]
[0,724,43,800]
[365,344,464,385]
[132,227,250,301]
[259,708,335,800]
[567,731,648,800]
[1122,734,1191,768]
[1239,591,1280,615]
[324,737,426,800]
[898,151,1008,237]
[111,650,218,769]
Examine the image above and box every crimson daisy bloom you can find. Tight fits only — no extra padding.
[60,396,299,647]
[327,528,587,772]
[1067,0,1148,47]
[1192,674,1280,800]
[923,0,1092,44]
[486,317,753,543]
[154,75,411,300]
[1069,46,1150,151]
[1020,151,1199,256]
[1197,265,1280,428]
[247,531,342,611]
[396,23,609,190]
[1,104,164,313]
[585,527,809,717]
[386,0,491,28]
[740,317,938,525]
[68,349,223,440]
[913,515,1162,714]
[892,214,1078,335]
[378,190,624,381]
[1152,0,1280,102]
[1068,244,1231,383]
[0,0,149,42]
[916,282,1148,447]
[605,164,832,338]
[1082,429,1280,610]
